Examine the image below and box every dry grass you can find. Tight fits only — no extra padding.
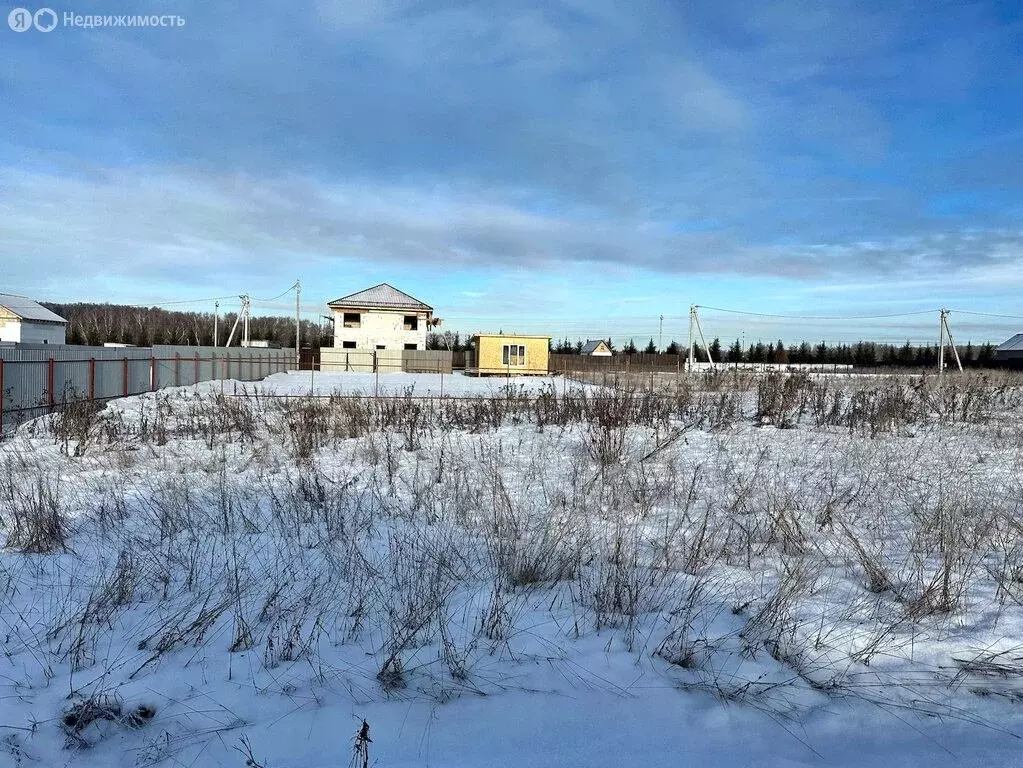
[1,370,1023,760]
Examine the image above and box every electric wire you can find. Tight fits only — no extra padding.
[688,306,942,321]
[949,309,1023,320]
[251,282,299,303]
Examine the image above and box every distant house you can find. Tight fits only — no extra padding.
[241,339,280,349]
[466,333,551,376]
[580,339,612,357]
[996,334,1023,368]
[0,294,66,344]
[327,284,436,351]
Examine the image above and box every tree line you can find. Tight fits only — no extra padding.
[40,305,1004,368]
[44,303,332,348]
[548,336,1002,367]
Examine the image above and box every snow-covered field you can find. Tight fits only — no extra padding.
[4,371,1023,767]
[232,370,581,397]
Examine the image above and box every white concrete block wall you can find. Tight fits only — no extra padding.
[332,309,428,350]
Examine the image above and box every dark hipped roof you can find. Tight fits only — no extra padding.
[327,283,432,311]
[997,333,1023,353]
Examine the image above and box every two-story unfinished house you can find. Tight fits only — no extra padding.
[327,284,434,351]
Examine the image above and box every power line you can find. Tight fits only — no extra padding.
[252,282,299,303]
[689,306,941,321]
[950,309,1023,320]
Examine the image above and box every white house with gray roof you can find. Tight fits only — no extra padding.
[0,294,67,344]
[327,284,436,351]
[580,339,612,356]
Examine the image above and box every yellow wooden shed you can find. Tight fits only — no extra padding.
[466,333,551,376]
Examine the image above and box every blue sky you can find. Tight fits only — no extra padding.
[2,0,1022,345]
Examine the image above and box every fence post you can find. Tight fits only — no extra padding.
[123,357,129,396]
[89,358,96,402]
[150,355,156,392]
[174,353,181,387]
[195,353,200,385]
[48,356,55,410]
[0,359,4,433]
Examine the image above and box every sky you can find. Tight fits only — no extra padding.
[2,0,1022,345]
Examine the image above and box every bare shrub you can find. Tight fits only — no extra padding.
[50,389,104,457]
[901,483,995,620]
[837,518,895,594]
[483,475,582,589]
[583,390,636,466]
[655,576,719,670]
[1,473,67,553]
[739,557,819,659]
[755,373,814,428]
[278,397,328,460]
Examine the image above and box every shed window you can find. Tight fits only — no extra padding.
[342,341,356,349]
[404,343,417,350]
[343,312,361,328]
[502,344,526,366]
[403,315,418,331]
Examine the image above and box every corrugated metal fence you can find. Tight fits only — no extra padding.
[320,349,452,374]
[0,344,291,433]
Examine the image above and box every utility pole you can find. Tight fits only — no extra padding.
[938,308,962,384]
[938,308,946,384]
[944,311,963,372]
[225,295,246,348]
[242,294,250,347]
[295,280,301,370]
[658,314,663,352]
[687,305,696,372]
[694,307,715,370]
[213,301,219,347]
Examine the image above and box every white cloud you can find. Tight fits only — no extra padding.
[2,165,1022,308]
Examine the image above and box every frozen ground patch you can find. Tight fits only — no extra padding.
[251,370,579,397]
